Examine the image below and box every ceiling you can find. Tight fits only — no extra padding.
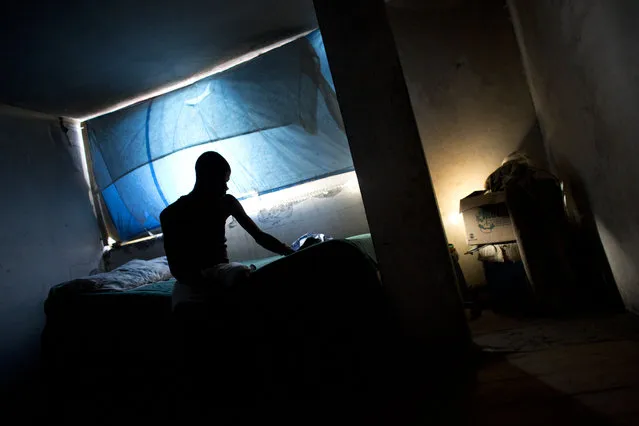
[0,0,317,118]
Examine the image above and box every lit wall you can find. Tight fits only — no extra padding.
[508,0,639,312]
[226,171,368,260]
[106,171,370,268]
[0,106,103,395]
[387,1,545,286]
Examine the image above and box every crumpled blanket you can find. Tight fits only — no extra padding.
[51,257,173,295]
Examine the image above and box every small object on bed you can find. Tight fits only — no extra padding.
[291,232,332,251]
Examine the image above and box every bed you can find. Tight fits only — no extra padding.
[42,234,387,418]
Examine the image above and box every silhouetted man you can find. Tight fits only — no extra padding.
[160,151,294,308]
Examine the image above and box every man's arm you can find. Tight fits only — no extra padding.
[228,196,295,256]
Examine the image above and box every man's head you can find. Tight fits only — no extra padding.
[194,151,231,196]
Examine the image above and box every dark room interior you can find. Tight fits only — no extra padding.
[1,0,639,424]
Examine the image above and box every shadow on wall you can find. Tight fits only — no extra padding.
[554,158,624,311]
[506,0,639,312]
[516,121,547,170]
[477,120,623,313]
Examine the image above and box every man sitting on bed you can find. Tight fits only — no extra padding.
[160,151,294,309]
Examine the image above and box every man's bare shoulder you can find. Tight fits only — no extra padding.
[160,196,190,222]
[223,194,242,212]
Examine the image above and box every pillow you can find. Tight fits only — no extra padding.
[53,257,173,294]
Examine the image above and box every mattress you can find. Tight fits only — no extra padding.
[43,234,377,363]
[43,234,388,421]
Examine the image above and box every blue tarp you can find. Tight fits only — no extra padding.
[86,31,352,241]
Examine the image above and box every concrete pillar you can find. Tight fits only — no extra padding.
[313,0,469,347]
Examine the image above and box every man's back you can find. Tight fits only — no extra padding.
[160,193,232,284]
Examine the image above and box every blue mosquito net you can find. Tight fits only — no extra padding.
[86,30,353,241]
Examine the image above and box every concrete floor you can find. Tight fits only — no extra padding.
[466,311,639,426]
[27,309,639,425]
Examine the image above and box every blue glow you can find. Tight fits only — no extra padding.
[91,30,352,241]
